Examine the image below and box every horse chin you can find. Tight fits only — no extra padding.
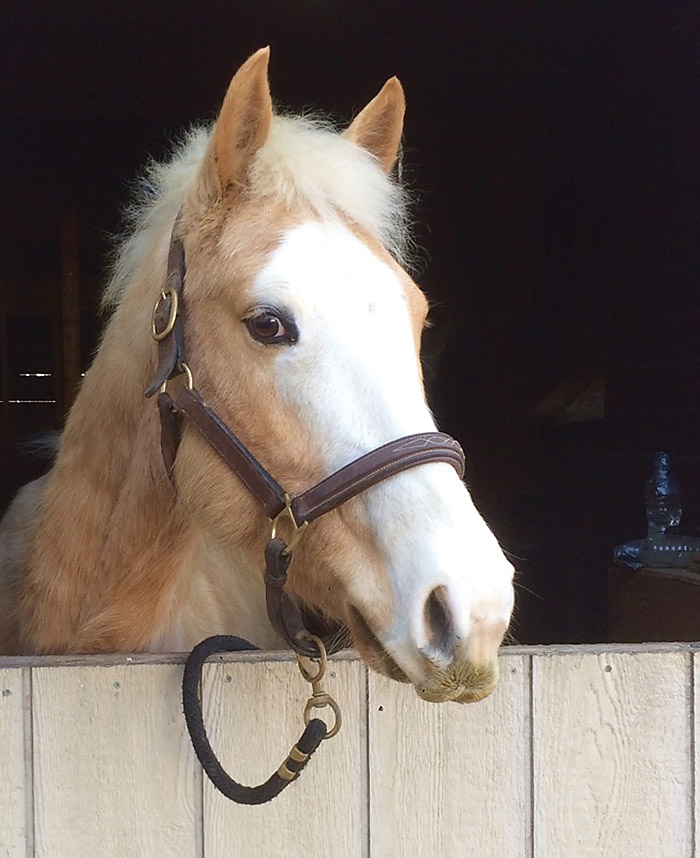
[302,604,499,703]
[347,606,498,703]
[414,664,498,704]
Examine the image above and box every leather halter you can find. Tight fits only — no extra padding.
[145,217,466,658]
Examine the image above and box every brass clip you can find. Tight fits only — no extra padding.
[270,493,309,555]
[296,634,342,740]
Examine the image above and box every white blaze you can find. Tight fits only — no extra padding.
[253,221,514,679]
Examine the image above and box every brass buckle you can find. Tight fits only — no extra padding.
[296,634,342,740]
[270,493,309,555]
[159,361,194,395]
[151,289,179,341]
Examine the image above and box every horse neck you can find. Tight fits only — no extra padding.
[22,238,281,654]
[22,252,191,652]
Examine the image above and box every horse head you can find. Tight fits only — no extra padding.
[165,49,514,703]
[10,49,513,704]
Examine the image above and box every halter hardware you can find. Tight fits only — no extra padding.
[270,493,309,555]
[150,213,466,804]
[296,634,342,740]
[151,288,179,341]
[159,360,194,395]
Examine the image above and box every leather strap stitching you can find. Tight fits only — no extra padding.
[293,440,464,523]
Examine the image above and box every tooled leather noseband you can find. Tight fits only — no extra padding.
[145,215,466,659]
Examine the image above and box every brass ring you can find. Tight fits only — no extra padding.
[158,361,194,395]
[303,694,342,739]
[270,494,309,556]
[151,289,179,341]
[179,362,194,390]
[296,634,327,683]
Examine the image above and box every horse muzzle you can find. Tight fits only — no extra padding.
[348,590,511,704]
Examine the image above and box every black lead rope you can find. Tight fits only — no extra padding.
[182,635,329,805]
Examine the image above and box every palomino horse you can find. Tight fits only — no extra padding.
[0,49,514,704]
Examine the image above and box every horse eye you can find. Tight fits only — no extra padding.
[244,310,297,345]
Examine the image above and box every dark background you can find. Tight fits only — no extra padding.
[2,1,700,643]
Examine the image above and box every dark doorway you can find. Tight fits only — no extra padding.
[3,2,700,643]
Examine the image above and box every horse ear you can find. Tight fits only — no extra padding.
[345,77,405,173]
[198,47,273,201]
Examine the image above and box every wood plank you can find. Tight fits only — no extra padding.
[32,663,198,858]
[202,658,366,858]
[368,653,531,858]
[3,641,699,671]
[533,651,691,857]
[695,652,699,857]
[0,668,27,858]
[0,647,359,670]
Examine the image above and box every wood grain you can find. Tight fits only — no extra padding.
[0,647,694,858]
[1,642,695,671]
[368,653,531,858]
[31,663,198,858]
[0,668,26,858]
[201,658,366,858]
[533,651,691,857]
[694,651,699,858]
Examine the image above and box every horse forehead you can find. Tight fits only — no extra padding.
[252,221,408,309]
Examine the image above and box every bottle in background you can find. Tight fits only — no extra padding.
[645,452,681,538]
[614,452,700,570]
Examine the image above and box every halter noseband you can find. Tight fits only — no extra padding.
[145,218,466,659]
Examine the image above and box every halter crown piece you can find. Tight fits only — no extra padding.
[146,213,466,804]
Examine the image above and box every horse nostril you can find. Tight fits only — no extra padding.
[423,585,455,661]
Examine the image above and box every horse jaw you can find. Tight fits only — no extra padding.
[250,220,515,703]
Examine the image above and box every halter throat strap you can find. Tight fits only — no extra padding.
[146,225,466,657]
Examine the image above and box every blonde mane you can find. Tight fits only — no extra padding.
[103,114,411,311]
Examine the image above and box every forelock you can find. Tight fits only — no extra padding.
[103,113,412,311]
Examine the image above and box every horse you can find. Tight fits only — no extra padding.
[0,48,514,704]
